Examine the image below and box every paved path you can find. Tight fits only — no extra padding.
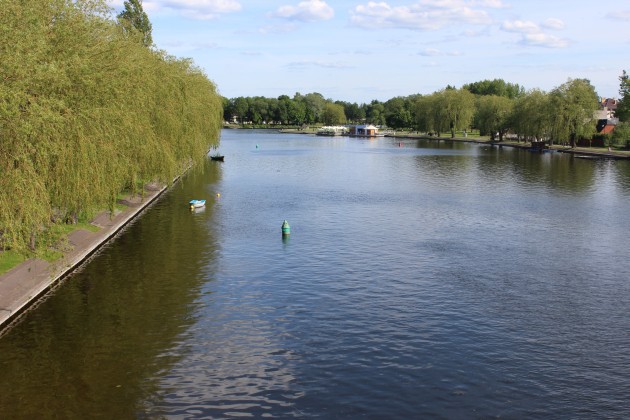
[0,183,167,333]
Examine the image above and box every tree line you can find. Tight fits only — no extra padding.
[224,76,630,147]
[1,0,223,254]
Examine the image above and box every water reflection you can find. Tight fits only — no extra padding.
[0,159,221,418]
[2,131,630,418]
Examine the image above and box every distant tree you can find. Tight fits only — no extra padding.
[615,70,630,122]
[413,93,449,136]
[293,92,325,124]
[222,96,232,122]
[442,88,476,137]
[384,97,413,129]
[321,103,347,125]
[611,122,630,147]
[510,89,552,142]
[549,78,599,147]
[463,79,524,99]
[366,100,386,125]
[412,96,431,133]
[343,102,365,123]
[288,99,307,126]
[232,97,249,124]
[475,95,514,141]
[118,0,152,47]
[266,97,279,124]
[275,95,292,124]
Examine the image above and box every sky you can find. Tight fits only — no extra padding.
[107,0,630,104]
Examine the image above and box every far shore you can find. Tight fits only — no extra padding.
[242,125,630,160]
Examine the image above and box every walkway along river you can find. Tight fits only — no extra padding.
[0,183,168,332]
[1,129,630,418]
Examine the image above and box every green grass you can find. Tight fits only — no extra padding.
[0,250,26,275]
[0,221,103,274]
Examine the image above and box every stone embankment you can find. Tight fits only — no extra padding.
[0,183,167,334]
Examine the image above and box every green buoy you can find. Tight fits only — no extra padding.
[281,220,290,236]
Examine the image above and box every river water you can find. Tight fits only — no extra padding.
[1,129,630,418]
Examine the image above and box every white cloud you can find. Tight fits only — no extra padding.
[144,0,242,20]
[521,33,568,48]
[605,10,630,21]
[501,20,539,33]
[471,0,507,7]
[350,1,494,31]
[270,0,334,22]
[501,18,568,48]
[542,18,565,30]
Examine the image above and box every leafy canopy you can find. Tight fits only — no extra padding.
[118,0,153,47]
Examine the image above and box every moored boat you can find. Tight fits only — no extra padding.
[348,124,384,137]
[316,126,348,136]
[189,199,206,209]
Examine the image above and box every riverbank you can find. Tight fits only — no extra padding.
[0,183,168,335]
[277,127,630,159]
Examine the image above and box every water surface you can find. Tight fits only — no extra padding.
[1,129,629,418]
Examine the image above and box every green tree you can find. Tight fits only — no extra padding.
[301,92,326,124]
[442,88,476,138]
[384,97,412,129]
[232,97,249,125]
[342,102,365,123]
[118,0,153,47]
[615,70,630,122]
[366,100,386,125]
[463,79,524,99]
[321,102,346,125]
[611,122,630,148]
[549,78,599,147]
[475,95,514,141]
[288,99,306,126]
[275,95,292,125]
[1,0,222,254]
[510,89,552,142]
[413,93,448,136]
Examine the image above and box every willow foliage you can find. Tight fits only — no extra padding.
[0,0,222,253]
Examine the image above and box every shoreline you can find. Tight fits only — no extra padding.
[0,182,169,335]
[277,127,630,160]
[395,134,630,160]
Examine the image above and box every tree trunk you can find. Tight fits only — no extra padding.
[29,232,36,252]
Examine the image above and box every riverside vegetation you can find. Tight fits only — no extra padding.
[224,76,630,148]
[1,0,223,258]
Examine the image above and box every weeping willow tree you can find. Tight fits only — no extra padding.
[0,0,223,254]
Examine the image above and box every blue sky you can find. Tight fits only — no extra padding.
[108,0,630,104]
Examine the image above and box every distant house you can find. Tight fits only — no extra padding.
[348,124,382,137]
[598,97,618,119]
[596,118,617,135]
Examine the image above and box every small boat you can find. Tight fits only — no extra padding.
[316,126,348,136]
[189,199,206,209]
[211,155,225,161]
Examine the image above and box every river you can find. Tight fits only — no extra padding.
[1,129,629,418]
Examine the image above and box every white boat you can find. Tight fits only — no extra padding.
[316,126,348,136]
[189,199,206,209]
